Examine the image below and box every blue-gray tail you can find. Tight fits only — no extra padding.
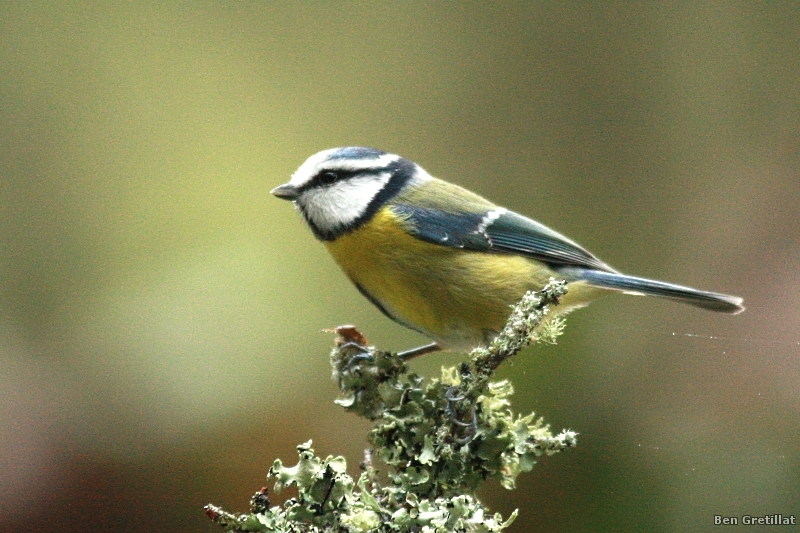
[559,268,744,314]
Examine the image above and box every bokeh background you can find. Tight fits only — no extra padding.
[2,3,798,532]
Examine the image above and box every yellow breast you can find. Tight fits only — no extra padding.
[325,207,601,349]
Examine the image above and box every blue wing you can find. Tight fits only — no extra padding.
[390,203,744,314]
[390,204,615,272]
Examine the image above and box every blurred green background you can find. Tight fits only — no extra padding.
[2,2,798,532]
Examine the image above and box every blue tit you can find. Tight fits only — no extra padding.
[272,147,744,357]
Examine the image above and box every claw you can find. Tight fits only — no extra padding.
[444,388,466,402]
[444,386,478,443]
[453,408,477,444]
[338,341,372,355]
[342,350,376,373]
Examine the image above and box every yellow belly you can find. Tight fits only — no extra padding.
[325,208,603,349]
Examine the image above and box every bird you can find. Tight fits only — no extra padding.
[271,147,743,357]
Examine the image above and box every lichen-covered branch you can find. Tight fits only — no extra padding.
[470,278,568,382]
[206,278,576,532]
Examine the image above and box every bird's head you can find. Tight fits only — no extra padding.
[272,147,426,240]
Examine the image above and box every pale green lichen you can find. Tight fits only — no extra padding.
[206,278,576,532]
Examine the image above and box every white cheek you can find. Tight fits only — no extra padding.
[302,173,391,233]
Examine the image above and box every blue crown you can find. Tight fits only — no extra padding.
[327,146,388,160]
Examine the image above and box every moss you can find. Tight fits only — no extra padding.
[206,279,576,532]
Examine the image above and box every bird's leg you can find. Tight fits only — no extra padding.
[397,342,441,361]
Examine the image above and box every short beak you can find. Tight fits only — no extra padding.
[271,183,300,201]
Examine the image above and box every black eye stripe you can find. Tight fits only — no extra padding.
[318,171,339,185]
[298,168,371,192]
[296,158,412,196]
[312,169,356,188]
